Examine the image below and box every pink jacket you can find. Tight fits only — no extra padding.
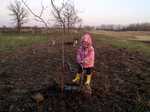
[76,33,95,68]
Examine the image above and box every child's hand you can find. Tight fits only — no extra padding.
[81,59,88,64]
[80,60,84,64]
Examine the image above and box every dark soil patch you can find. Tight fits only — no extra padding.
[0,41,150,112]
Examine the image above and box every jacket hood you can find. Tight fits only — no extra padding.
[81,33,92,47]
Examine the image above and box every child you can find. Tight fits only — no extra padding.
[72,32,95,86]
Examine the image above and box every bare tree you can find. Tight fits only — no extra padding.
[51,0,66,33]
[8,0,28,32]
[63,1,82,32]
[21,0,49,31]
[51,0,81,33]
[20,0,81,34]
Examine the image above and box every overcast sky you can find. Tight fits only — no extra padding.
[0,0,150,27]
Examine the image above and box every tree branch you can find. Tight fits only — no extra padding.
[21,0,48,29]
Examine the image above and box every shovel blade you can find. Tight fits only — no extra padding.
[64,83,81,94]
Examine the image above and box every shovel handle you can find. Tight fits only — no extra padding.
[80,65,84,88]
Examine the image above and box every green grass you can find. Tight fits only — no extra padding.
[93,33,150,57]
[0,32,49,52]
[1,32,150,58]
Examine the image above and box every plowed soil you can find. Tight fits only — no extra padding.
[0,39,150,112]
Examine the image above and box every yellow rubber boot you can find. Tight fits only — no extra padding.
[72,73,80,83]
[85,75,92,86]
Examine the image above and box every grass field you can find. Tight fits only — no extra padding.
[0,32,49,52]
[0,31,150,57]
[92,31,150,57]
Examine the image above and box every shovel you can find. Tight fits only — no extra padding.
[63,64,84,94]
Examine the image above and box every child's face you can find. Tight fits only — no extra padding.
[82,41,89,48]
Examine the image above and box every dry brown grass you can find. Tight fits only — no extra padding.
[92,30,150,40]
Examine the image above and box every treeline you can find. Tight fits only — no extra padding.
[95,23,150,31]
[0,26,83,34]
[1,23,150,33]
[125,23,150,31]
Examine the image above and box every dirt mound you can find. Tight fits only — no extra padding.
[0,42,150,112]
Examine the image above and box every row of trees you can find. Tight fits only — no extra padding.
[8,0,82,33]
[95,23,150,31]
[125,23,150,31]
